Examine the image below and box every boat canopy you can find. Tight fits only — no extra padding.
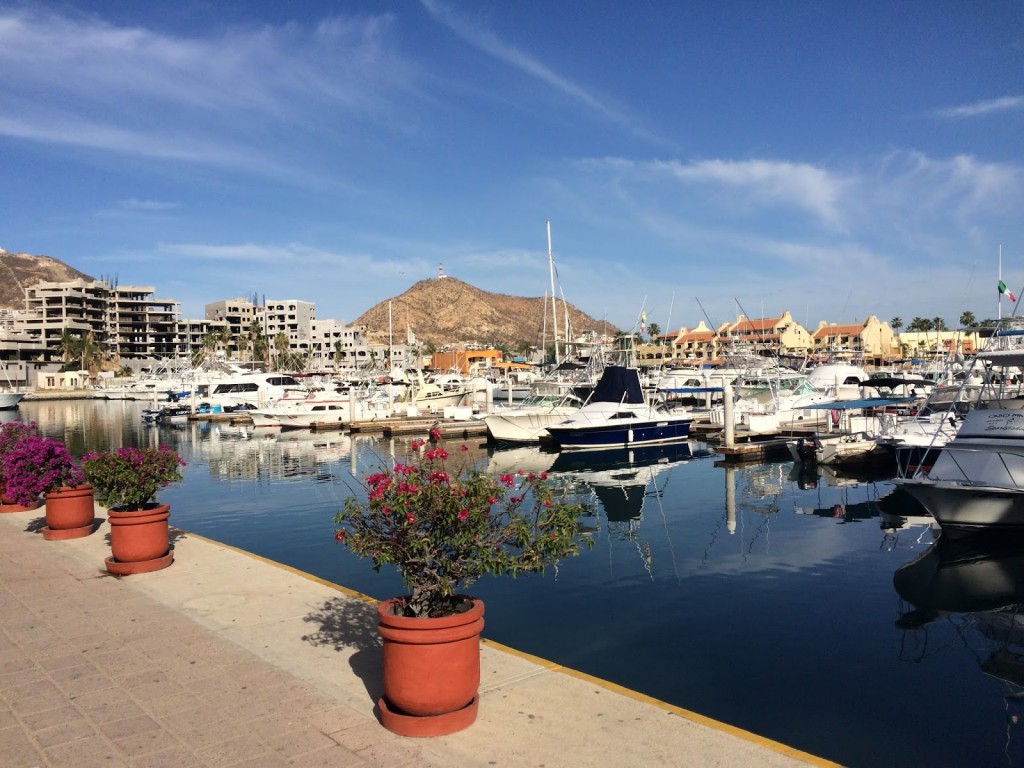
[864,377,931,389]
[591,366,645,405]
[797,396,917,410]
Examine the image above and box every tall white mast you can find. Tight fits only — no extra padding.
[547,221,560,365]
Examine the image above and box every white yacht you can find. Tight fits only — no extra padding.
[896,327,1024,535]
[483,391,584,444]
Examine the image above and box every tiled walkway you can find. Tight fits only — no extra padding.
[0,517,424,767]
[0,508,833,768]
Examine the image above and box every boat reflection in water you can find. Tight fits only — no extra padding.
[487,441,711,548]
[546,441,708,534]
[894,533,1024,760]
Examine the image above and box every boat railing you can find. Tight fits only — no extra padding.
[923,444,1024,489]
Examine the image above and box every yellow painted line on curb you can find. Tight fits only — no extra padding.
[183,529,839,768]
[480,637,840,768]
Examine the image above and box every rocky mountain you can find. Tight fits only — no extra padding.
[353,276,616,349]
[0,250,613,348]
[0,249,93,309]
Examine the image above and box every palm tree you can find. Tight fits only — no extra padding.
[81,332,104,376]
[273,332,290,371]
[59,329,83,366]
[218,328,231,360]
[959,311,976,328]
[201,331,220,365]
[890,317,903,333]
[236,334,250,362]
[648,322,662,343]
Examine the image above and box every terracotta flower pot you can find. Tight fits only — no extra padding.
[0,482,41,513]
[105,503,174,575]
[42,484,95,540]
[375,596,485,737]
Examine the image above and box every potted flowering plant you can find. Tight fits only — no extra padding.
[2,434,85,506]
[1,434,95,539]
[81,446,185,574]
[0,420,41,510]
[333,429,589,736]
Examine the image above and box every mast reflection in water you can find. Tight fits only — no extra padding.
[17,399,1024,767]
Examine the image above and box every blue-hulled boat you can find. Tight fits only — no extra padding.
[544,366,693,450]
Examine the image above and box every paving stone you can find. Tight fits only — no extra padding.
[31,715,99,749]
[98,713,162,740]
[263,724,339,759]
[0,723,47,768]
[42,734,128,767]
[192,733,277,767]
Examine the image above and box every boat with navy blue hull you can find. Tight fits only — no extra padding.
[544,366,693,451]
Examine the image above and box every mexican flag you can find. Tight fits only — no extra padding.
[1000,280,1017,303]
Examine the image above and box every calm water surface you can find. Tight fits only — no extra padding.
[21,399,1024,768]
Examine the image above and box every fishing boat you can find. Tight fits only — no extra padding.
[483,390,584,444]
[545,366,693,451]
[896,322,1024,535]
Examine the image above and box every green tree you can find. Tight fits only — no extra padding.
[235,333,250,362]
[648,322,662,342]
[59,328,83,366]
[890,317,903,333]
[959,311,976,328]
[249,320,269,366]
[201,331,220,365]
[273,332,290,371]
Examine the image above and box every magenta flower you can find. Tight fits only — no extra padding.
[333,434,590,619]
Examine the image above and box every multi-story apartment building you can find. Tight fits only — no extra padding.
[308,318,372,371]
[262,299,315,353]
[205,297,261,340]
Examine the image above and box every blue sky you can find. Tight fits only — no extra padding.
[2,1,1022,335]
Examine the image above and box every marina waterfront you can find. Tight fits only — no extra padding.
[18,398,1024,768]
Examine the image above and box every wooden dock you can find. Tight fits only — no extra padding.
[348,416,488,440]
[691,417,811,463]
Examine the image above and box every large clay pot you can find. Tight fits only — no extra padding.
[0,482,41,513]
[375,596,484,737]
[42,484,95,540]
[105,503,174,575]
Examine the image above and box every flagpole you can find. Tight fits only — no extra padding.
[999,245,1003,321]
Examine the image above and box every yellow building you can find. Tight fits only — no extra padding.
[654,311,902,366]
[810,315,895,363]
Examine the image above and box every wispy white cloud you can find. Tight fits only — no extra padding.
[576,156,849,229]
[933,95,1024,119]
[0,8,414,182]
[118,199,179,212]
[419,0,661,144]
[664,158,848,229]
[95,198,181,219]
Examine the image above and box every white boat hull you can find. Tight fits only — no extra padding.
[0,392,24,410]
[896,408,1024,533]
[484,406,580,443]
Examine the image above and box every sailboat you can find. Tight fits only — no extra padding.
[0,360,27,410]
[482,222,592,443]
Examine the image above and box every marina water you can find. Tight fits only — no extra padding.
[21,399,1024,768]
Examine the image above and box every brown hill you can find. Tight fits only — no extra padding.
[0,249,93,309]
[353,276,615,350]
